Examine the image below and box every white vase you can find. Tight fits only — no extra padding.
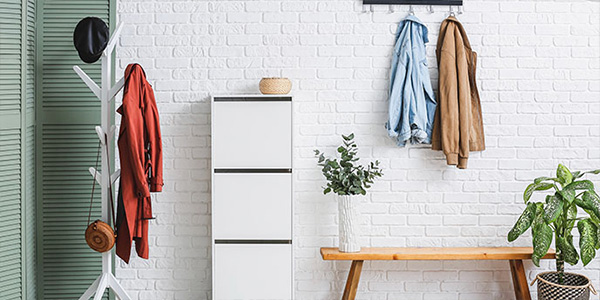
[337,195,361,253]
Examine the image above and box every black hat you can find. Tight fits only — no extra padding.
[73,17,109,64]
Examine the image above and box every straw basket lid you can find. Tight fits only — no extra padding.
[259,77,292,95]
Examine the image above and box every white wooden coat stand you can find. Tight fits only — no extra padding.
[73,22,131,300]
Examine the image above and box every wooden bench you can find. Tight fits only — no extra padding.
[320,247,556,300]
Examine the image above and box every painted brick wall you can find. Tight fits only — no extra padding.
[114,0,600,299]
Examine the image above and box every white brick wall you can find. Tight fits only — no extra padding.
[115,0,600,299]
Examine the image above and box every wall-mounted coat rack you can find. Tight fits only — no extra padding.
[363,0,462,4]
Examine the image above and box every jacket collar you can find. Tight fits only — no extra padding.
[441,16,473,51]
[399,15,429,43]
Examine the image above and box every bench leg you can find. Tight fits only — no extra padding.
[509,259,531,300]
[342,260,363,300]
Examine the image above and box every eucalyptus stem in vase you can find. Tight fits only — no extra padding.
[314,133,383,252]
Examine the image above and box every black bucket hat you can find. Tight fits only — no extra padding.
[73,17,109,64]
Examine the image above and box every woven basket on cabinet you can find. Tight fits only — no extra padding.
[259,77,292,95]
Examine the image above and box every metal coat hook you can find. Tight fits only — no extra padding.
[362,4,368,13]
[448,5,455,17]
[408,5,415,15]
[388,5,395,13]
[427,5,434,13]
[457,5,463,14]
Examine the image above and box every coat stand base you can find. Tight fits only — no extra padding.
[78,272,130,300]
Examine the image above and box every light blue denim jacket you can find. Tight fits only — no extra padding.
[386,16,436,147]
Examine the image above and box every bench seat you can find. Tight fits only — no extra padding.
[320,247,555,300]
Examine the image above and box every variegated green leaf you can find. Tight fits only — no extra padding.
[557,164,573,186]
[544,195,563,224]
[582,191,600,220]
[508,202,537,242]
[556,236,579,266]
[566,180,595,191]
[566,203,578,233]
[597,226,600,250]
[523,182,554,203]
[532,222,553,267]
[534,176,559,184]
[559,188,576,203]
[532,203,546,234]
[576,169,600,178]
[578,219,598,266]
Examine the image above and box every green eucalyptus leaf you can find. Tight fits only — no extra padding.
[578,219,598,266]
[532,222,553,267]
[557,164,573,186]
[556,236,579,266]
[544,195,563,224]
[508,203,537,242]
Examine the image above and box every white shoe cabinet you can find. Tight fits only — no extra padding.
[211,95,293,300]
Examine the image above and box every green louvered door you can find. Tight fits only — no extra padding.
[0,0,23,297]
[0,0,36,299]
[24,0,37,298]
[36,0,114,299]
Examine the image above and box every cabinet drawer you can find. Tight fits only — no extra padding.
[213,173,291,239]
[212,101,292,169]
[214,244,292,300]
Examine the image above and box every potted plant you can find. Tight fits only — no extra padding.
[314,133,383,253]
[508,164,599,299]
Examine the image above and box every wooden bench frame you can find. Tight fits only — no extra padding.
[321,247,556,300]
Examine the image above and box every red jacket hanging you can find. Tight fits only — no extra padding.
[116,63,163,263]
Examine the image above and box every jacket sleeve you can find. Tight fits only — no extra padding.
[454,29,472,169]
[144,83,163,192]
[437,24,461,166]
[121,85,151,198]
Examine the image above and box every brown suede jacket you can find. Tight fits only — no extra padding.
[431,16,485,169]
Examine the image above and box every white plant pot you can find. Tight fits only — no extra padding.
[337,195,361,253]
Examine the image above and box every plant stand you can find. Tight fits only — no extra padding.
[73,22,130,300]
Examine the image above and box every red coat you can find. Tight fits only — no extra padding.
[116,63,163,263]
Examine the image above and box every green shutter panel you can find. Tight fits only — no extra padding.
[0,0,23,299]
[36,0,113,298]
[0,129,22,300]
[24,0,37,298]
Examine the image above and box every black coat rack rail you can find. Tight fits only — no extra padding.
[363,0,462,5]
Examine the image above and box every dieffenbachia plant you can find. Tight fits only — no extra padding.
[314,133,383,196]
[508,164,600,283]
